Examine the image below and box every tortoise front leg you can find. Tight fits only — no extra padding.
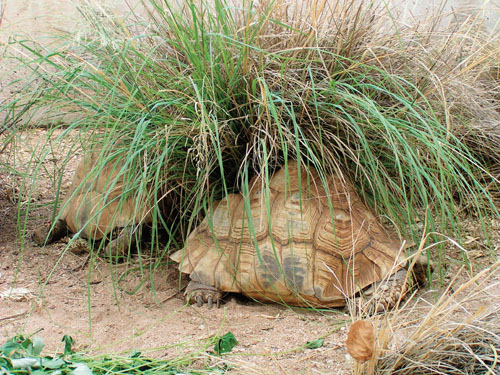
[357,268,408,314]
[103,225,138,258]
[184,281,223,308]
[358,257,434,313]
[32,219,68,246]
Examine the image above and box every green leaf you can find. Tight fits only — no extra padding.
[0,340,20,357]
[62,335,74,355]
[41,358,65,369]
[32,337,44,356]
[11,357,38,368]
[72,363,92,375]
[1,336,30,357]
[305,339,324,349]
[0,357,13,371]
[213,332,238,355]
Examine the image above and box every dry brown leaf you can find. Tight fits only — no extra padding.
[346,320,375,363]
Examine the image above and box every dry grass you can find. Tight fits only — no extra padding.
[350,242,500,374]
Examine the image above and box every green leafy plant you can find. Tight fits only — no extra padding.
[0,335,89,375]
[305,339,324,350]
[0,334,222,375]
[212,332,238,355]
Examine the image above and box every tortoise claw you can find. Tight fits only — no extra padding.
[184,281,223,308]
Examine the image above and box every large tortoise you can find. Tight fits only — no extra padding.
[171,161,420,310]
[33,152,151,255]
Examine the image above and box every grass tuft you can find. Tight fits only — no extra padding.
[353,257,500,375]
[3,0,500,267]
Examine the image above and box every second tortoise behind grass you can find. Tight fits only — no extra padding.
[32,150,153,257]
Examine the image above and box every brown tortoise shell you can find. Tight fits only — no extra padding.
[172,161,406,307]
[59,152,150,240]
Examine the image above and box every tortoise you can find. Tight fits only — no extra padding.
[33,151,151,256]
[171,161,424,310]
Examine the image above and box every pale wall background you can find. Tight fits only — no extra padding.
[396,0,500,33]
[1,0,499,117]
[1,0,499,39]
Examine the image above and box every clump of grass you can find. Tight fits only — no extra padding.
[381,310,500,374]
[3,0,500,263]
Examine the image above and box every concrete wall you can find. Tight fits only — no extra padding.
[1,0,499,123]
[1,0,499,38]
[394,0,500,34]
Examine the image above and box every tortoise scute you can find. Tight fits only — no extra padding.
[281,242,315,296]
[271,192,321,244]
[204,194,240,239]
[172,161,407,307]
[230,187,272,242]
[59,152,151,241]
